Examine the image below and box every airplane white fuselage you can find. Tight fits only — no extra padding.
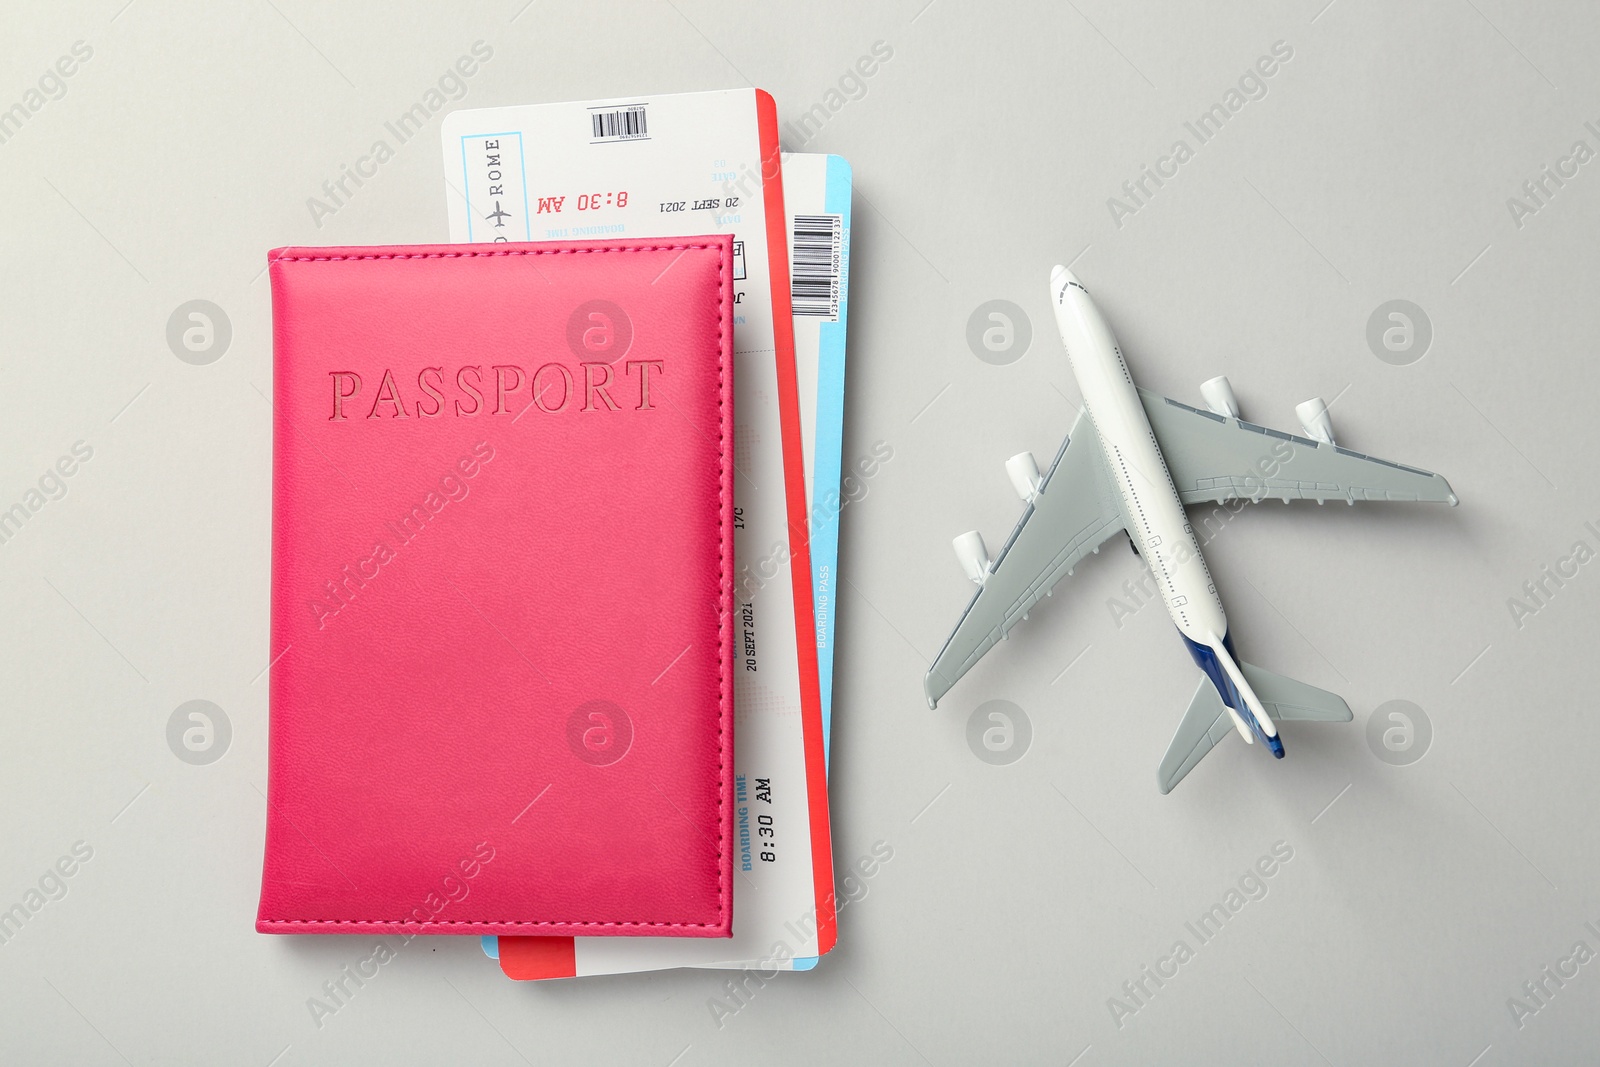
[1049,266,1275,742]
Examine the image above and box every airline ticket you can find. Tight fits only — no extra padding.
[441,90,835,978]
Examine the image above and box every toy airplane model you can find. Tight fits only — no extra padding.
[926,266,1457,793]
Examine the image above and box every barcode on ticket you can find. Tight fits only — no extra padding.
[589,105,648,143]
[789,213,842,320]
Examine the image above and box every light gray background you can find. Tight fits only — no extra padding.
[1,1,1595,1063]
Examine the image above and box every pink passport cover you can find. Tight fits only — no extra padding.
[257,239,735,937]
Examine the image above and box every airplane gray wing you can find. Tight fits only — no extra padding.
[924,409,1127,708]
[1138,388,1457,506]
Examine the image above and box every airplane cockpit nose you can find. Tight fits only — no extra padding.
[1050,264,1080,294]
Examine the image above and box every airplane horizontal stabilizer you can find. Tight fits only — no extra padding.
[1157,678,1236,794]
[1157,664,1351,793]
[1239,662,1352,723]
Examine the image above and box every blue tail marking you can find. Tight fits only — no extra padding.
[1179,630,1285,759]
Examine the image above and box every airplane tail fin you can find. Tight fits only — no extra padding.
[1157,664,1351,794]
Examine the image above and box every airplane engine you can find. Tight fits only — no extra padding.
[1294,397,1335,445]
[1005,451,1043,502]
[1200,376,1240,418]
[952,530,991,584]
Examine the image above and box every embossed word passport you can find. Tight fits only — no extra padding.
[257,237,736,937]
